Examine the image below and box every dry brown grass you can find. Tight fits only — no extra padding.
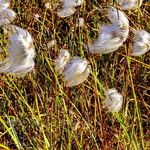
[0,0,150,149]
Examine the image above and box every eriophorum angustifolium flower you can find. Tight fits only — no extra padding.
[47,40,57,49]
[34,13,40,21]
[63,56,91,87]
[55,49,70,74]
[117,0,143,10]
[76,17,84,27]
[0,25,35,76]
[88,7,129,54]
[103,88,123,113]
[57,0,84,17]
[0,0,16,25]
[131,30,150,56]
[108,7,129,30]
[44,2,51,9]
[55,49,91,87]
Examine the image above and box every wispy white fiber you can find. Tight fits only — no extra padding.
[0,0,16,25]
[57,0,84,17]
[0,25,35,76]
[108,7,129,29]
[34,13,40,20]
[117,0,143,10]
[76,17,84,27]
[0,0,10,10]
[55,49,91,87]
[64,56,91,87]
[47,40,57,49]
[44,2,51,9]
[131,30,150,56]
[55,49,70,74]
[88,7,129,54]
[103,88,123,113]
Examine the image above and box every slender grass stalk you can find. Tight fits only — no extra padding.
[0,144,10,150]
[0,117,22,149]
[127,57,145,149]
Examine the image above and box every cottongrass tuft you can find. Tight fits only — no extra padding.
[88,7,129,54]
[131,30,150,56]
[76,17,84,27]
[117,0,143,10]
[34,13,40,20]
[55,49,91,87]
[108,6,129,29]
[0,0,16,25]
[103,88,123,113]
[55,49,70,74]
[64,56,91,87]
[47,40,57,49]
[0,25,35,76]
[57,0,84,17]
[44,2,51,9]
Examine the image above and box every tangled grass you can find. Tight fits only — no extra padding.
[0,0,150,149]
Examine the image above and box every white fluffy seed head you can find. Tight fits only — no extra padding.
[88,8,129,54]
[0,25,35,76]
[108,7,129,29]
[63,56,91,87]
[131,30,150,56]
[0,0,10,9]
[103,88,123,113]
[44,2,51,9]
[76,17,84,27]
[89,25,126,54]
[57,0,84,17]
[0,8,16,25]
[55,49,70,74]
[9,26,34,49]
[0,0,16,25]
[75,0,84,6]
[118,0,143,10]
[34,13,40,20]
[47,40,57,49]
[57,7,76,18]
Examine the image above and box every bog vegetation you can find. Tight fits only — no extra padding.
[0,0,150,149]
